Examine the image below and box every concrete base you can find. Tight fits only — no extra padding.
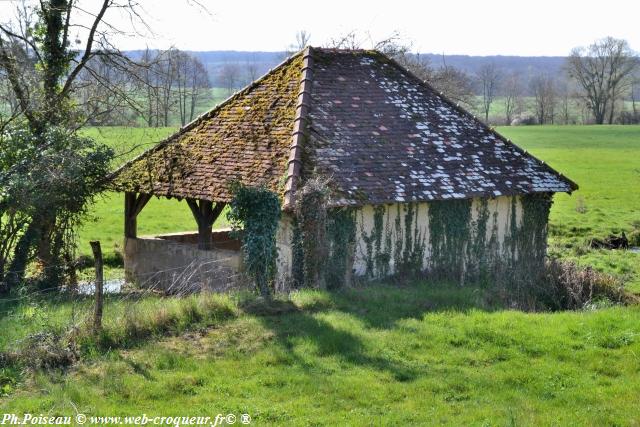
[124,229,244,293]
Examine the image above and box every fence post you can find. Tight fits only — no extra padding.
[90,241,104,332]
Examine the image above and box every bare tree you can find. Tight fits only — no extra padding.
[566,37,638,124]
[477,62,501,123]
[74,55,139,126]
[246,59,260,82]
[175,50,210,125]
[375,37,476,109]
[294,30,311,50]
[137,48,161,127]
[325,30,362,50]
[502,72,522,125]
[631,72,639,116]
[555,78,576,125]
[531,74,557,125]
[0,0,152,272]
[0,0,214,282]
[219,63,240,97]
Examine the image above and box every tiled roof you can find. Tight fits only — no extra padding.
[111,47,577,206]
[110,52,305,202]
[306,49,577,206]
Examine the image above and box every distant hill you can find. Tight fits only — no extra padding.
[415,54,566,78]
[125,50,568,91]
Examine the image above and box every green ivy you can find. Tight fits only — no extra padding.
[428,199,473,280]
[326,208,356,289]
[227,183,281,298]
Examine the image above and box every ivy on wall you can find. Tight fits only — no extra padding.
[428,199,473,281]
[359,202,427,280]
[291,187,553,290]
[227,182,281,298]
[326,208,357,289]
[292,178,357,289]
[294,179,329,289]
[514,193,553,278]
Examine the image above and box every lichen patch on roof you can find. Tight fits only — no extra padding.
[110,47,576,207]
[307,49,576,206]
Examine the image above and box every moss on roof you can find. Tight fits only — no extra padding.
[110,53,304,202]
[111,48,576,206]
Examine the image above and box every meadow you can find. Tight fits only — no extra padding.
[1,285,640,424]
[1,124,639,423]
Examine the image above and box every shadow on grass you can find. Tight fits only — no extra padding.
[325,281,496,329]
[242,281,496,382]
[256,308,423,382]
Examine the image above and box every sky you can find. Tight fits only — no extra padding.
[1,0,639,55]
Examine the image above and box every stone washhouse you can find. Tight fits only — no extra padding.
[110,47,577,291]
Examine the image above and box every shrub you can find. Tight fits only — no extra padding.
[628,230,640,247]
[12,332,78,370]
[539,259,631,310]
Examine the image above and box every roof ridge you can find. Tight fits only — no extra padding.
[283,46,314,209]
[109,50,305,182]
[380,52,579,192]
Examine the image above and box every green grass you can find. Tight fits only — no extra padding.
[2,284,640,424]
[498,125,640,291]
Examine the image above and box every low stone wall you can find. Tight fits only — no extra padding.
[124,231,244,293]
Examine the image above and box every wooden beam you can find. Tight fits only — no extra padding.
[186,199,226,250]
[124,192,151,238]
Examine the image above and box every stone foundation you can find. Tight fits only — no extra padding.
[124,229,244,293]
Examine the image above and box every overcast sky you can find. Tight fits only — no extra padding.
[1,0,639,55]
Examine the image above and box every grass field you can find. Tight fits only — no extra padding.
[499,126,640,292]
[77,125,640,290]
[476,96,637,125]
[2,125,640,423]
[2,284,640,424]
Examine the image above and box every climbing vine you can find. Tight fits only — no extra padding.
[290,190,553,291]
[466,199,490,280]
[428,198,473,280]
[227,182,281,298]
[515,193,553,279]
[358,203,427,280]
[326,208,356,289]
[292,178,358,289]
[294,178,329,289]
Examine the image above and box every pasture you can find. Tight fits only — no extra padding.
[1,125,639,423]
[1,285,640,424]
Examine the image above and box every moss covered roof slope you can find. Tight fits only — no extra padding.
[111,47,577,206]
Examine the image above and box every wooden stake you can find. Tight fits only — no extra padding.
[90,241,104,333]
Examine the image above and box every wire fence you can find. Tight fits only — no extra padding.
[0,248,247,351]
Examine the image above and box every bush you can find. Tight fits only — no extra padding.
[540,259,632,310]
[12,332,77,370]
[227,183,281,298]
[510,114,537,126]
[628,230,640,247]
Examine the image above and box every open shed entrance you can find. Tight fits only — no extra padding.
[122,192,243,293]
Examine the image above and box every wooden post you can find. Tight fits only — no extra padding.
[186,199,226,250]
[90,241,104,333]
[124,192,151,238]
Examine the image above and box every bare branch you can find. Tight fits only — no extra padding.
[60,0,111,97]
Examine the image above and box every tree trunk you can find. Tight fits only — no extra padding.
[7,219,39,288]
